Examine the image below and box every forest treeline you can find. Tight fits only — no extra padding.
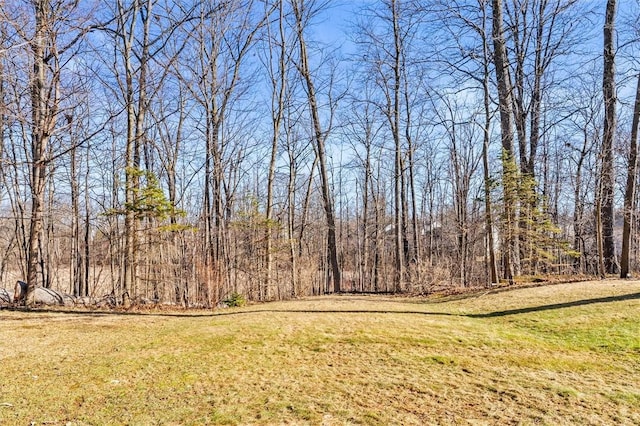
[1,0,639,307]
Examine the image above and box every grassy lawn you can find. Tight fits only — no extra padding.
[1,280,639,425]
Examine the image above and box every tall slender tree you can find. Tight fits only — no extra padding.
[599,0,618,275]
[23,0,63,303]
[291,0,341,293]
[492,0,518,283]
[620,73,640,278]
[439,0,499,285]
[262,0,288,300]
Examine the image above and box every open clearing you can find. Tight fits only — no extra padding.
[1,280,639,425]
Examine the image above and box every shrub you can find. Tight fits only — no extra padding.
[224,292,247,308]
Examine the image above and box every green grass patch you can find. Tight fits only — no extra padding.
[0,280,639,425]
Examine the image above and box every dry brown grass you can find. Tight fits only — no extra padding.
[0,279,639,425]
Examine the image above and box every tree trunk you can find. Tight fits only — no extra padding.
[492,0,518,284]
[117,0,142,306]
[26,0,56,305]
[620,72,640,278]
[292,1,341,293]
[573,129,589,274]
[390,0,405,292]
[600,0,618,274]
[264,0,287,300]
[482,37,499,285]
[286,132,299,296]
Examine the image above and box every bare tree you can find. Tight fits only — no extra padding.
[353,0,427,291]
[503,0,581,180]
[432,93,482,286]
[438,0,499,285]
[111,0,154,305]
[0,0,98,304]
[262,0,289,300]
[620,73,640,277]
[342,80,386,291]
[291,0,341,293]
[175,0,271,303]
[18,0,92,303]
[566,74,602,274]
[24,0,57,303]
[492,0,518,283]
[599,0,618,275]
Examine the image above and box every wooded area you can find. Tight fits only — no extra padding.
[1,0,640,307]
